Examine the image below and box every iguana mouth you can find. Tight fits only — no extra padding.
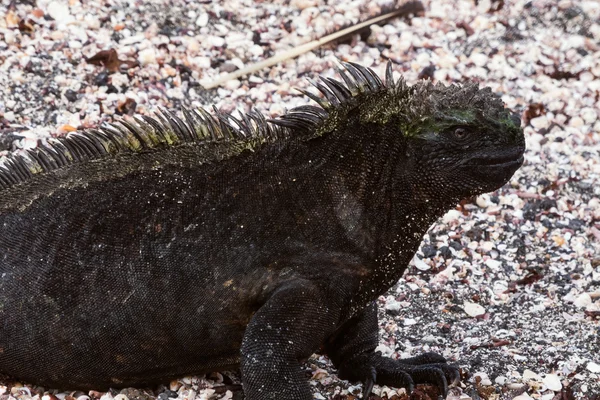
[467,147,525,167]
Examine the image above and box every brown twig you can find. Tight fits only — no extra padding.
[200,1,425,89]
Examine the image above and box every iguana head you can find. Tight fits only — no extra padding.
[398,82,525,200]
[274,61,525,202]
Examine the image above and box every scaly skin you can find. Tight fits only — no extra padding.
[0,62,524,398]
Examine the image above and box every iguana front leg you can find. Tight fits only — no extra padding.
[240,280,336,400]
[324,302,460,398]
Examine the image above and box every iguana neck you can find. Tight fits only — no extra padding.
[317,118,457,303]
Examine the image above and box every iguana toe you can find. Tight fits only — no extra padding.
[360,369,375,400]
[370,355,458,399]
[395,351,447,365]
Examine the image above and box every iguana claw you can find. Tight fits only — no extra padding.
[361,366,376,399]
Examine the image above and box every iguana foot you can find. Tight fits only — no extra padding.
[324,303,461,399]
[337,351,460,399]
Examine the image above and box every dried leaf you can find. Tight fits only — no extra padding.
[523,103,545,126]
[86,49,121,72]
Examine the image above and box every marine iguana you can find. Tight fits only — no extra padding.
[0,62,524,399]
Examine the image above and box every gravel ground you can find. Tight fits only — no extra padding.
[1,0,599,399]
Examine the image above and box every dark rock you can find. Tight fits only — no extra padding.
[64,89,78,102]
[421,244,437,258]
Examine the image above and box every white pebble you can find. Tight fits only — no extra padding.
[471,53,488,67]
[248,44,264,57]
[542,374,562,391]
[195,13,209,27]
[587,362,600,373]
[574,293,592,308]
[412,255,431,271]
[530,115,549,130]
[46,1,73,24]
[208,36,226,48]
[463,302,485,317]
[290,0,319,9]
[473,372,492,386]
[523,369,541,381]
[191,56,211,69]
[138,48,156,66]
[581,107,598,124]
[569,117,584,127]
[3,111,15,122]
[513,394,533,400]
[224,80,241,90]
[443,209,462,223]
[68,40,82,49]
[84,14,101,29]
[485,259,502,270]
[476,195,488,208]
[385,298,401,311]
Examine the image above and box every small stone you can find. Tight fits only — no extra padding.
[208,36,226,48]
[31,8,44,18]
[473,372,492,386]
[169,380,180,392]
[581,107,597,124]
[542,374,562,391]
[485,259,502,270]
[290,0,318,9]
[523,369,541,381]
[385,298,402,312]
[574,293,592,308]
[476,0,492,12]
[195,13,209,27]
[220,62,238,73]
[51,30,65,40]
[569,117,584,127]
[587,362,600,373]
[471,53,488,67]
[84,14,101,29]
[138,48,156,66]
[64,89,78,102]
[530,115,549,129]
[3,111,15,122]
[412,255,431,271]
[463,302,485,317]
[5,10,19,27]
[46,1,73,24]
[224,80,241,90]
[248,44,264,57]
[443,209,462,224]
[513,394,533,400]
[191,56,211,69]
[476,195,488,208]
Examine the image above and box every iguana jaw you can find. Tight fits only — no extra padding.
[461,144,525,190]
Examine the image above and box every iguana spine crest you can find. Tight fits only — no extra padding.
[0,61,506,192]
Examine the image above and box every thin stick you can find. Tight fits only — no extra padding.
[200,1,424,89]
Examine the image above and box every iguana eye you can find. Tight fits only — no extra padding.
[453,127,468,139]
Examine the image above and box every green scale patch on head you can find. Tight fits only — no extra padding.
[273,61,520,141]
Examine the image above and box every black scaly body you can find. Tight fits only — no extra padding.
[0,62,525,399]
